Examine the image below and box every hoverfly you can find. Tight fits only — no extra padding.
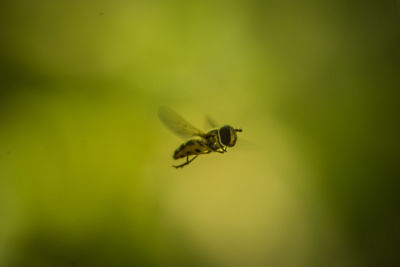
[158,107,242,168]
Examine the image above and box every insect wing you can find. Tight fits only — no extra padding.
[158,107,205,139]
[205,115,218,129]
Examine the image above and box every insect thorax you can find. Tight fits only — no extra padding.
[204,129,224,151]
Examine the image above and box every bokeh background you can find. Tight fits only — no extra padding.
[1,1,399,267]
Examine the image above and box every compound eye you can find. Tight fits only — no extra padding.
[219,126,231,146]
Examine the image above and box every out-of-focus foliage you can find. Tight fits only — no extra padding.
[1,1,399,267]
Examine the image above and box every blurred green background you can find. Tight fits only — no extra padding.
[0,1,399,267]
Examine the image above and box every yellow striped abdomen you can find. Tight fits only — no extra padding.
[173,139,209,159]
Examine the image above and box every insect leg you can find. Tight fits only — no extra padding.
[216,147,226,153]
[173,155,199,168]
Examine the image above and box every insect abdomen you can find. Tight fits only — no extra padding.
[173,139,208,159]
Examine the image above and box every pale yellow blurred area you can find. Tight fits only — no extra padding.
[143,113,350,267]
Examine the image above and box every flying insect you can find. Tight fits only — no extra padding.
[158,107,243,168]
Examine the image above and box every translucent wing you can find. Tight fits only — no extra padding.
[205,115,218,129]
[158,107,205,139]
